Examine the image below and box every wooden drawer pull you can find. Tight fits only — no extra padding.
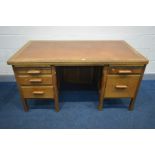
[32,91,44,95]
[27,70,41,74]
[118,70,132,74]
[29,79,42,83]
[115,85,128,89]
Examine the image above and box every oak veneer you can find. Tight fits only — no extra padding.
[21,86,54,98]
[109,66,143,74]
[104,75,141,98]
[17,75,53,85]
[7,40,148,66]
[7,41,149,111]
[15,67,52,74]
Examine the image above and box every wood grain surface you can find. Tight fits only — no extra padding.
[7,40,148,65]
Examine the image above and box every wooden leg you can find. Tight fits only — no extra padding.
[52,66,60,112]
[129,65,146,111]
[54,96,59,112]
[55,81,59,111]
[128,98,135,111]
[98,66,109,111]
[98,100,103,111]
[98,94,104,110]
[22,98,29,112]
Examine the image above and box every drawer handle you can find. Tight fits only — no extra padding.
[32,91,44,95]
[27,70,41,74]
[118,70,132,74]
[29,79,42,83]
[115,85,128,89]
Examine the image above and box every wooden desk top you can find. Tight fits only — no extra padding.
[7,40,149,66]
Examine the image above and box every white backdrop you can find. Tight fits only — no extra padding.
[0,26,154,75]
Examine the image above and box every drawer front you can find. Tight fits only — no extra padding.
[104,75,140,98]
[15,67,51,75]
[109,66,143,74]
[17,75,52,85]
[21,86,54,98]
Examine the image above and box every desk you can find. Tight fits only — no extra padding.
[7,41,149,112]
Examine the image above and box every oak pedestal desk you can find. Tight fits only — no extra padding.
[7,41,149,112]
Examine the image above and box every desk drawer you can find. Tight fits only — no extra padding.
[17,75,52,85]
[15,67,51,75]
[109,66,143,74]
[21,86,54,98]
[104,75,140,98]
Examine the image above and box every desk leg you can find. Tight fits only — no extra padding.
[21,98,29,112]
[128,77,142,111]
[54,95,59,112]
[98,66,109,111]
[129,98,135,111]
[128,65,146,111]
[19,89,29,112]
[52,66,60,112]
[12,66,29,112]
[98,93,104,110]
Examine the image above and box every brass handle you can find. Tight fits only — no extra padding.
[27,70,41,74]
[29,78,42,83]
[115,85,128,89]
[32,91,44,95]
[118,70,132,74]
